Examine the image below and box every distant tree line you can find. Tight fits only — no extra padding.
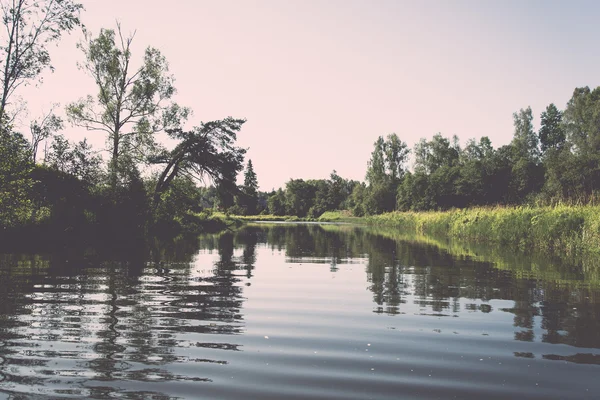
[228,88,600,217]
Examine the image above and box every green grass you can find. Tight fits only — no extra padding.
[365,205,600,258]
[229,214,314,222]
[317,210,363,223]
[191,210,244,231]
[226,210,364,223]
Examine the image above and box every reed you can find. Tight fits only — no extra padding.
[365,205,600,258]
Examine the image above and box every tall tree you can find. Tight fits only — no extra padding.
[242,159,258,214]
[510,107,543,200]
[563,87,600,157]
[512,107,539,161]
[366,136,386,186]
[285,179,317,217]
[384,133,409,182]
[560,86,600,196]
[414,133,459,174]
[0,0,82,125]
[539,103,565,154]
[267,188,286,216]
[0,128,33,227]
[67,23,188,186]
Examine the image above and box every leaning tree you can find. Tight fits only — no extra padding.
[149,117,247,210]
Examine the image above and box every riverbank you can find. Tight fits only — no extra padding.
[365,205,600,258]
[224,210,362,223]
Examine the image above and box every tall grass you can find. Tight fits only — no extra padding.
[366,205,600,258]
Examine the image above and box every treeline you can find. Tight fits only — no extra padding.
[369,90,600,213]
[197,169,360,218]
[0,1,247,244]
[245,86,600,217]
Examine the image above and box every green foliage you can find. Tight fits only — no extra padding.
[267,188,286,216]
[358,134,411,215]
[539,103,565,154]
[47,135,102,184]
[366,136,386,186]
[285,179,316,217]
[29,165,91,231]
[349,182,367,216]
[0,129,34,228]
[29,108,63,162]
[150,118,246,212]
[317,210,360,222]
[152,176,204,235]
[366,205,600,258]
[0,0,83,124]
[67,23,188,187]
[414,133,459,174]
[237,159,258,215]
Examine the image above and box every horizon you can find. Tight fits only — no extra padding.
[15,0,600,190]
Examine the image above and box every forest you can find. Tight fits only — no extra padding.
[236,92,600,219]
[2,0,600,248]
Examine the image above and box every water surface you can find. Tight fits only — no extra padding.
[0,224,599,399]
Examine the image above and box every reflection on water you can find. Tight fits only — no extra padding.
[0,224,599,399]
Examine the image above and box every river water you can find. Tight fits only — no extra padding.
[0,223,599,399]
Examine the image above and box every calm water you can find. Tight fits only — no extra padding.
[0,223,599,399]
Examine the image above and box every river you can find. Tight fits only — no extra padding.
[0,223,598,399]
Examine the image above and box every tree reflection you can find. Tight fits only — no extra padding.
[0,234,253,397]
[249,223,600,357]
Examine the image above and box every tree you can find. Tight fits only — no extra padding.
[0,128,33,227]
[0,0,83,125]
[563,87,600,157]
[510,107,543,201]
[366,136,386,186]
[67,23,188,186]
[326,170,347,210]
[46,133,71,172]
[414,133,459,174]
[285,179,316,217]
[149,118,246,212]
[512,107,539,161]
[363,134,410,214]
[539,103,565,154]
[241,159,258,214]
[546,86,600,197]
[456,137,495,206]
[46,134,101,183]
[267,188,286,216]
[29,105,63,162]
[411,134,460,209]
[384,133,409,182]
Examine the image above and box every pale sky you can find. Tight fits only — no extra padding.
[17,0,600,191]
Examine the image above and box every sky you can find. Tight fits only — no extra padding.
[16,0,600,191]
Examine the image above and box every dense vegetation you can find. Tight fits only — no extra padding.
[2,0,600,253]
[366,205,600,259]
[252,96,600,217]
[0,0,246,245]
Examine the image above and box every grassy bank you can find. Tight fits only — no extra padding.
[366,205,600,256]
[365,205,600,258]
[226,210,362,223]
